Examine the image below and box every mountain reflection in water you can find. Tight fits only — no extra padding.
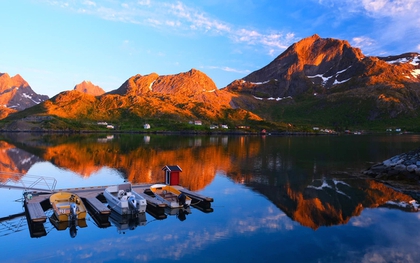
[0,133,419,231]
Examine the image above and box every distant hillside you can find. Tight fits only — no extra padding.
[1,69,263,131]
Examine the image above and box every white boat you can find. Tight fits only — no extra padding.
[149,184,192,208]
[103,183,147,215]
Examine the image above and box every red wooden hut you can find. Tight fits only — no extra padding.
[162,165,182,185]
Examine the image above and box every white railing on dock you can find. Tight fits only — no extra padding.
[0,172,57,192]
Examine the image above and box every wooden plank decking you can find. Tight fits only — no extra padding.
[84,197,111,215]
[25,202,47,223]
[175,186,214,202]
[137,192,167,208]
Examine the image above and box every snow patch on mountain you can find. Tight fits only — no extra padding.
[337,66,352,74]
[253,95,292,101]
[307,73,331,85]
[411,56,419,66]
[307,66,352,87]
[22,93,42,104]
[333,78,351,85]
[387,57,411,64]
[386,55,419,66]
[149,80,155,91]
[242,79,279,85]
[412,69,420,78]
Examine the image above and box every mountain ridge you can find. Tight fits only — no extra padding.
[74,80,105,96]
[2,35,420,132]
[224,34,420,97]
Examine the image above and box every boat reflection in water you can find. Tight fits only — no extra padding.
[165,207,191,222]
[108,209,147,234]
[49,214,87,238]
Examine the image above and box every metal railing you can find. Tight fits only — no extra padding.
[0,172,57,192]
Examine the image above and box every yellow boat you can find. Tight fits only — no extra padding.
[49,192,87,222]
[150,184,192,208]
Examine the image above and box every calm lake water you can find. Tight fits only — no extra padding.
[1,133,420,263]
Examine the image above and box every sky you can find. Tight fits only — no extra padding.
[1,0,420,97]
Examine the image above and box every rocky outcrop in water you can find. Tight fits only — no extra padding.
[364,148,420,183]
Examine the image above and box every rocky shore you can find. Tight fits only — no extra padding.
[363,147,420,199]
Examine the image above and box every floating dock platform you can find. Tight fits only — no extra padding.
[23,184,213,224]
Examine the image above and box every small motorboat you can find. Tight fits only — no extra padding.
[103,183,147,215]
[149,184,191,208]
[49,192,87,222]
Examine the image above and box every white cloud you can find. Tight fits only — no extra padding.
[320,0,419,17]
[165,20,180,27]
[138,0,150,6]
[317,0,420,54]
[351,36,376,50]
[41,0,297,55]
[317,0,420,27]
[417,44,420,51]
[361,0,418,16]
[362,0,387,13]
[206,66,250,74]
[83,0,96,7]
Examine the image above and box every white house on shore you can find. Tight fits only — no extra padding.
[144,123,151,129]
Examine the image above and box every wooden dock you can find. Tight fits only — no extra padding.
[23,184,213,223]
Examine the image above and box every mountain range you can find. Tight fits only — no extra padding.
[1,34,419,132]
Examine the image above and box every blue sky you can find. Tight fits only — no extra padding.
[1,0,419,97]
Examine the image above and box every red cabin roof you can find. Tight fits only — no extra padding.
[162,165,182,172]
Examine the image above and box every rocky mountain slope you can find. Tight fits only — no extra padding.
[224,34,420,129]
[0,73,49,119]
[74,80,105,96]
[225,34,420,97]
[106,69,237,115]
[2,69,261,130]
